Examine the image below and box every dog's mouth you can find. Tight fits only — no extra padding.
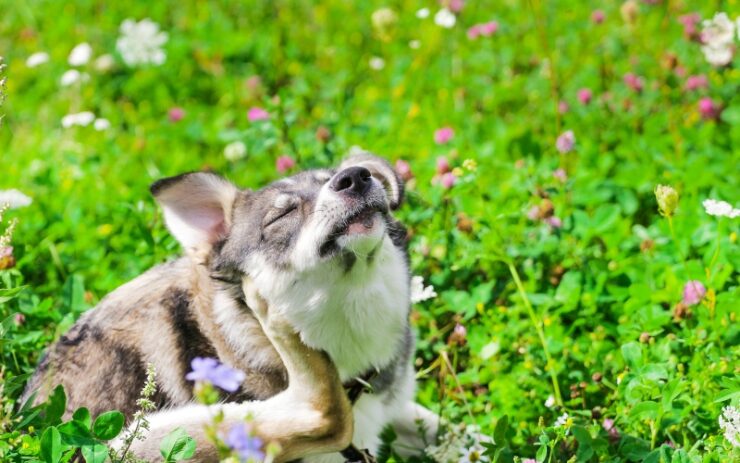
[319,204,387,257]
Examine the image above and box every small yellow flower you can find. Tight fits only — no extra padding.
[476,302,484,313]
[451,167,464,177]
[463,159,478,171]
[98,224,114,236]
[407,103,420,119]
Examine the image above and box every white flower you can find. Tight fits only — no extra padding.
[61,111,95,128]
[719,405,740,448]
[460,444,488,463]
[409,40,421,49]
[434,8,456,28]
[544,395,555,408]
[371,8,397,31]
[93,118,111,131]
[554,412,569,428]
[94,54,115,72]
[426,424,489,463]
[26,52,49,68]
[701,44,734,66]
[416,8,430,19]
[68,42,92,66]
[369,56,385,70]
[224,141,247,161]
[116,18,168,67]
[410,275,437,303]
[60,69,86,86]
[703,199,740,218]
[0,189,32,209]
[701,13,736,66]
[702,13,735,46]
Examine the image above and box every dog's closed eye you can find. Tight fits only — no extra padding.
[264,194,299,227]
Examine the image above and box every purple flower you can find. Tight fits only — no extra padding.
[624,73,645,92]
[440,172,456,189]
[395,159,413,181]
[603,418,620,439]
[186,357,245,392]
[276,155,296,173]
[225,423,265,462]
[591,10,605,24]
[555,130,575,154]
[544,216,562,229]
[247,107,269,122]
[443,0,464,13]
[168,107,185,122]
[479,21,498,36]
[682,280,706,306]
[684,74,708,91]
[678,13,701,40]
[468,21,498,39]
[698,97,720,120]
[436,156,450,174]
[434,127,455,145]
[577,88,593,105]
[558,100,570,114]
[553,168,567,182]
[467,25,482,40]
[522,460,536,463]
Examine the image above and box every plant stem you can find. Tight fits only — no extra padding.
[507,262,563,407]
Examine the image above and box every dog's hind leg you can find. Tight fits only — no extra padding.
[119,280,353,462]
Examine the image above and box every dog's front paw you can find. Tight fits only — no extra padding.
[242,277,296,337]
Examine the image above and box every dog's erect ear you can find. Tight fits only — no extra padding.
[339,150,404,209]
[150,172,239,252]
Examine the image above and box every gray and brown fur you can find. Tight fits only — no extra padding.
[23,152,438,462]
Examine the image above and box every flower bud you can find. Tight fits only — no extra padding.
[654,185,678,217]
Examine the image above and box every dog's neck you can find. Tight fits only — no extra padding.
[245,234,410,380]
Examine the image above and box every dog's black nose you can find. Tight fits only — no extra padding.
[330,166,372,196]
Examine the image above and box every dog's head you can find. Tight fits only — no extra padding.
[151,151,407,292]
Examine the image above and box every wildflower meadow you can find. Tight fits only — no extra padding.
[1,1,739,462]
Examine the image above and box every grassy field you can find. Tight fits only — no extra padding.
[1,1,739,462]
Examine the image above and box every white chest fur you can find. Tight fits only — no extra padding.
[251,235,410,380]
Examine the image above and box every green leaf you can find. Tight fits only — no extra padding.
[160,427,196,462]
[58,420,97,447]
[92,411,124,440]
[619,436,650,460]
[40,426,62,463]
[72,408,92,430]
[45,385,66,425]
[535,444,548,463]
[81,443,109,463]
[493,415,509,446]
[661,378,685,411]
[555,271,582,312]
[630,401,660,421]
[621,342,643,369]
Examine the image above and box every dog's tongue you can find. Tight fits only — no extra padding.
[346,210,376,235]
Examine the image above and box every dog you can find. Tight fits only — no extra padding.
[23,152,440,462]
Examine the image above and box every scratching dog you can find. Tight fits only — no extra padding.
[23,152,439,462]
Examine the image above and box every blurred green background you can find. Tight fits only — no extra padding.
[1,1,739,461]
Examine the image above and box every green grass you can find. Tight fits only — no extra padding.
[1,1,739,462]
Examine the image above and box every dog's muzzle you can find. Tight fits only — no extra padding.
[317,167,389,257]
